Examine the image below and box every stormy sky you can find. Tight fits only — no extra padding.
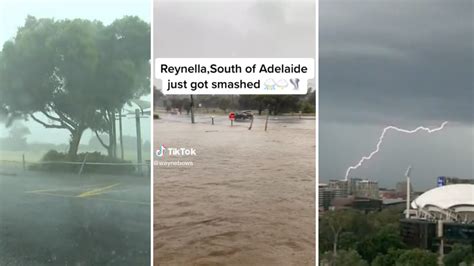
[153,0,473,190]
[154,0,315,85]
[320,0,473,190]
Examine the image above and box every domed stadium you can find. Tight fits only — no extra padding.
[411,184,474,223]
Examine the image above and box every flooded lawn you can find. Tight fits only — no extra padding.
[154,114,315,266]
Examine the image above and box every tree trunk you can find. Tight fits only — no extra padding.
[68,128,84,160]
[107,143,113,158]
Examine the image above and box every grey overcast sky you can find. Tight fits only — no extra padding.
[153,0,315,85]
[320,0,473,190]
[0,0,150,45]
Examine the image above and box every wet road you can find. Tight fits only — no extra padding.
[0,168,150,265]
[154,114,315,265]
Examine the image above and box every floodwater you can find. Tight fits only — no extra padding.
[154,113,315,266]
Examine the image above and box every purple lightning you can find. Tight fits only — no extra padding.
[344,121,448,180]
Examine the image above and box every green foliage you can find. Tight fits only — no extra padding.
[218,97,232,112]
[338,232,359,251]
[0,16,149,158]
[319,207,450,266]
[367,207,403,230]
[395,249,437,266]
[372,248,440,266]
[372,248,405,266]
[356,225,406,262]
[238,91,315,115]
[32,150,134,174]
[321,249,369,266]
[300,102,315,113]
[444,244,474,266]
[320,207,406,264]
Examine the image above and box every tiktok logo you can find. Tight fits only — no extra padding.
[155,145,197,158]
[156,145,166,157]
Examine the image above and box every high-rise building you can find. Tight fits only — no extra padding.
[354,180,379,199]
[319,184,336,211]
[348,177,362,195]
[328,179,348,198]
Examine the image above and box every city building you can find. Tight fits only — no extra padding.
[348,177,362,195]
[332,196,382,212]
[319,184,331,211]
[328,179,348,198]
[353,179,379,199]
[400,184,474,253]
[327,178,380,200]
[379,188,399,199]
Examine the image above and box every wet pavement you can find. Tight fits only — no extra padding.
[0,169,150,265]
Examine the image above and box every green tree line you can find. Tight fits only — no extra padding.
[319,208,473,266]
[155,88,316,115]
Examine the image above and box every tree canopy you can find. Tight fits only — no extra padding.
[0,16,150,159]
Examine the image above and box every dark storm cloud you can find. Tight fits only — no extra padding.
[320,0,473,125]
[320,0,473,188]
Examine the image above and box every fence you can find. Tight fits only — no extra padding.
[0,157,150,177]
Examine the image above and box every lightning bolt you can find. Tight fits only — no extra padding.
[344,121,448,180]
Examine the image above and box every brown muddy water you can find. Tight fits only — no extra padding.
[154,114,315,266]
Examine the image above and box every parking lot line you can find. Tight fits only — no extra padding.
[77,183,121,198]
[25,184,104,194]
[26,191,149,206]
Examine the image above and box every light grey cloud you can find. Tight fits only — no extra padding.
[153,0,315,58]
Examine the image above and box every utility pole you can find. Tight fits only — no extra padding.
[190,95,195,124]
[265,106,270,131]
[112,111,117,158]
[119,108,124,160]
[438,220,444,264]
[248,116,254,130]
[405,165,412,219]
[135,109,142,174]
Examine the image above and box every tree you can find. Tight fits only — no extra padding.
[320,210,357,256]
[299,87,316,113]
[395,249,437,266]
[356,225,406,263]
[444,244,473,266]
[154,86,163,107]
[92,16,150,157]
[218,97,232,112]
[0,17,102,159]
[321,249,368,266]
[0,122,30,150]
[0,16,149,159]
[372,248,405,266]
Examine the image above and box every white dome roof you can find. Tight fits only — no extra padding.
[412,184,474,211]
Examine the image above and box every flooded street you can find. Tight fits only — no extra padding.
[154,114,315,265]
